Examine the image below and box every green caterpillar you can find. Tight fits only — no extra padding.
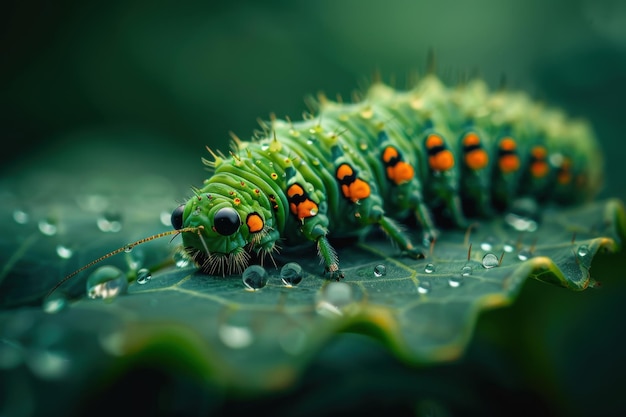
[170,72,602,278]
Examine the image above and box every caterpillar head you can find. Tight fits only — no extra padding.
[171,191,276,275]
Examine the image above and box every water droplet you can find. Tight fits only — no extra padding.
[424,263,435,274]
[12,209,29,224]
[86,266,128,300]
[577,245,589,257]
[418,280,431,294]
[96,211,122,233]
[517,249,532,261]
[261,143,270,151]
[173,251,190,268]
[315,282,353,317]
[505,213,538,232]
[218,324,253,349]
[373,264,387,277]
[136,268,152,285]
[482,253,499,269]
[54,244,73,259]
[280,262,303,287]
[461,264,472,276]
[123,244,133,253]
[242,265,268,290]
[503,241,515,253]
[38,218,58,236]
[26,349,70,379]
[448,275,464,288]
[306,137,317,145]
[42,294,67,314]
[480,236,496,251]
[160,210,172,226]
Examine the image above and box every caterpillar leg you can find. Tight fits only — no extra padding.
[370,206,425,259]
[410,191,440,245]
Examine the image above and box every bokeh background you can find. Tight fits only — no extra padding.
[3,0,626,201]
[2,0,626,416]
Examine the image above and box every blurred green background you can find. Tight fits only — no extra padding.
[2,0,626,416]
[2,0,626,201]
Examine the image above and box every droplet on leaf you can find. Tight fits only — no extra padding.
[86,266,128,300]
[280,262,303,287]
[242,265,268,291]
[481,253,499,269]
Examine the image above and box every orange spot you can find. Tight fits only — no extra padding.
[464,149,489,170]
[499,137,517,151]
[429,150,455,171]
[425,134,444,149]
[531,146,547,159]
[246,213,264,233]
[386,161,414,184]
[342,179,371,202]
[335,164,354,180]
[294,199,318,219]
[382,146,399,163]
[498,155,520,173]
[462,132,481,147]
[530,161,550,178]
[287,184,304,198]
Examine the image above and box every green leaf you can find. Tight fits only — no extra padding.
[1,138,624,414]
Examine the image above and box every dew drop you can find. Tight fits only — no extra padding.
[461,264,472,276]
[517,249,532,261]
[448,275,464,288]
[424,263,435,274]
[12,209,29,224]
[136,268,152,285]
[160,210,172,226]
[218,324,254,349]
[373,264,387,277]
[26,349,70,380]
[38,218,58,236]
[503,241,516,253]
[482,253,499,269]
[123,244,133,253]
[242,265,268,291]
[96,211,122,233]
[280,262,303,287]
[42,294,67,314]
[55,245,73,259]
[86,266,128,300]
[174,251,190,268]
[504,212,538,232]
[577,245,589,257]
[480,236,496,251]
[417,280,431,294]
[261,143,270,151]
[315,282,353,317]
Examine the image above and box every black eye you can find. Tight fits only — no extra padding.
[214,207,241,236]
[171,204,185,230]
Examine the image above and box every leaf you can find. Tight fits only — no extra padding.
[0,139,624,415]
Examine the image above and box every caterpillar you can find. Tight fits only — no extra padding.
[47,63,603,295]
[168,69,602,278]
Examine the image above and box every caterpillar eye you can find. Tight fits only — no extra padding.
[214,207,241,236]
[171,204,185,230]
